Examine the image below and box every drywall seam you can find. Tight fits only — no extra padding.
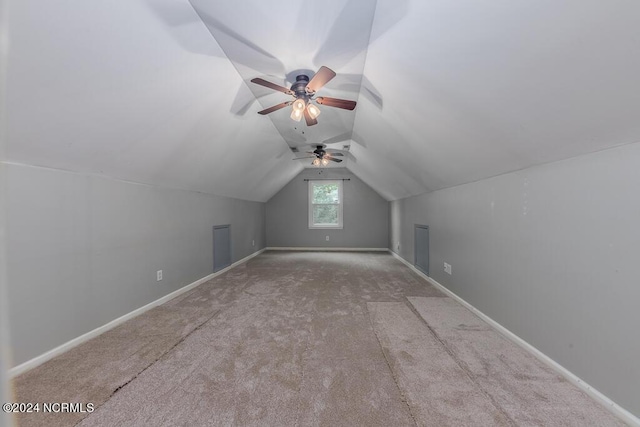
[8,248,266,378]
[265,247,388,251]
[389,250,640,426]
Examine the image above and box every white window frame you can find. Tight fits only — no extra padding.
[308,180,343,229]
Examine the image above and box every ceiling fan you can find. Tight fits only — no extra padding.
[251,66,357,126]
[295,145,344,166]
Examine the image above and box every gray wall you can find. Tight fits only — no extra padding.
[6,162,266,366]
[390,142,640,417]
[0,1,10,420]
[266,168,388,248]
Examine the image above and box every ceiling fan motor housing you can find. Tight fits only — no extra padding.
[313,145,326,158]
[292,75,311,101]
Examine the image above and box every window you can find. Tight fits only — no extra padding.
[309,180,343,229]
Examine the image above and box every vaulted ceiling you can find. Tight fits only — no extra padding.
[6,0,640,201]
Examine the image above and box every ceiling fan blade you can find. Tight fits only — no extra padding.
[303,108,318,126]
[306,66,336,94]
[293,156,316,160]
[316,97,357,110]
[328,157,343,163]
[250,78,294,95]
[258,101,292,115]
[327,152,344,156]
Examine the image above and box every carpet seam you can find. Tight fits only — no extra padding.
[367,304,419,427]
[404,298,518,426]
[74,308,223,426]
[293,326,312,427]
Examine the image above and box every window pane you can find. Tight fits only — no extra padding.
[313,183,339,204]
[313,205,338,225]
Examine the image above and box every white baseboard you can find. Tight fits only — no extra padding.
[266,247,388,252]
[8,248,266,378]
[389,250,640,426]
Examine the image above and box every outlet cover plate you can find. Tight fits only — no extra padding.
[444,263,452,275]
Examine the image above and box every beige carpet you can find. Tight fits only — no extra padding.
[11,251,626,426]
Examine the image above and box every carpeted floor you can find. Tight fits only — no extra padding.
[11,251,626,426]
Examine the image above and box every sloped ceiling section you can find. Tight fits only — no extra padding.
[350,0,640,200]
[6,0,301,202]
[6,0,640,202]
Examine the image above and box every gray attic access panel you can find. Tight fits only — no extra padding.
[213,225,231,272]
[415,224,429,275]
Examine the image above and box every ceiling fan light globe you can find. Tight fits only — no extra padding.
[292,98,306,112]
[312,158,321,166]
[290,108,303,122]
[321,158,329,166]
[307,103,321,119]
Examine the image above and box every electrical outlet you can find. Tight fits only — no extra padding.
[396,242,400,250]
[157,270,163,281]
[252,239,255,246]
[326,236,330,241]
[444,263,452,275]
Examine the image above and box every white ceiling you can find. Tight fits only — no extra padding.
[6,0,640,201]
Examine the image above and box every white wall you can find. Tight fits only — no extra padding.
[390,142,640,417]
[266,168,388,248]
[5,162,265,366]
